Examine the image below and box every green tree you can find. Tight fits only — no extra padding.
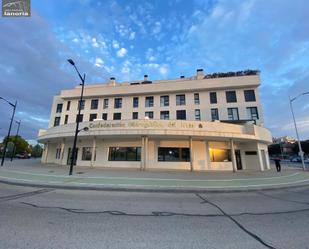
[2,135,31,157]
[31,144,43,158]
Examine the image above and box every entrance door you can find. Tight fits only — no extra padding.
[235,150,242,170]
[67,148,78,166]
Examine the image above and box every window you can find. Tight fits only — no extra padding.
[78,100,85,110]
[76,114,83,123]
[176,110,186,120]
[55,148,61,159]
[82,147,92,161]
[102,113,107,120]
[132,112,138,119]
[211,108,219,120]
[91,99,98,109]
[89,113,97,121]
[210,92,217,104]
[56,103,63,113]
[113,113,121,120]
[64,115,69,124]
[145,111,154,119]
[160,96,169,107]
[114,98,122,109]
[194,93,200,105]
[195,109,201,120]
[145,96,154,107]
[176,94,186,105]
[227,108,239,120]
[54,117,60,126]
[247,107,259,120]
[160,111,169,120]
[108,147,141,161]
[66,101,71,111]
[158,147,190,162]
[226,91,237,103]
[103,99,109,109]
[133,97,139,108]
[209,148,231,162]
[244,90,256,102]
[245,151,257,155]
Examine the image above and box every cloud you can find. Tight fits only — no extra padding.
[112,40,120,49]
[94,57,104,67]
[117,47,127,57]
[0,12,109,141]
[159,65,168,76]
[129,31,136,40]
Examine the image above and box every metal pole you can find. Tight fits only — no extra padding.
[289,96,305,170]
[10,120,21,161]
[69,73,85,175]
[1,101,17,166]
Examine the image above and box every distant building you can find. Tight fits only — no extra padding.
[38,69,272,171]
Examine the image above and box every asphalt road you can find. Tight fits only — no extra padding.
[0,183,308,249]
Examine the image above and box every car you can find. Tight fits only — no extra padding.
[290,156,301,162]
[16,153,30,159]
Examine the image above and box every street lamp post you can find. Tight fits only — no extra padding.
[10,120,21,161]
[67,59,86,175]
[0,97,17,166]
[289,91,309,171]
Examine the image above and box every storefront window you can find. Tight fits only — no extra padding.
[158,147,190,162]
[209,148,231,162]
[82,147,92,161]
[108,147,141,161]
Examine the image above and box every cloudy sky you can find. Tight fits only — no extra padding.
[0,0,309,144]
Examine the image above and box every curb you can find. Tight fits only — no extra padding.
[1,178,309,193]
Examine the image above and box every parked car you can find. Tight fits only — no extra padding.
[16,153,30,159]
[290,156,301,162]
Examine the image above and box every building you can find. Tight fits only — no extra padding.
[38,69,272,171]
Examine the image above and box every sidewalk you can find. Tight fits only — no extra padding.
[0,159,308,192]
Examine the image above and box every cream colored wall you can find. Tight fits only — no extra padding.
[43,138,270,171]
[48,74,262,128]
[52,88,261,126]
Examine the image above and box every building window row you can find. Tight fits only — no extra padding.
[60,90,256,114]
[108,147,141,161]
[158,147,190,162]
[55,107,259,126]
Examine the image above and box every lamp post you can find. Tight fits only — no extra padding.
[289,91,309,171]
[10,120,21,161]
[67,59,86,175]
[0,97,17,166]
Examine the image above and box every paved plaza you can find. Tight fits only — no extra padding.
[0,159,308,192]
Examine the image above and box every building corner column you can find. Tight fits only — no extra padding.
[205,141,211,170]
[189,137,193,171]
[141,136,145,171]
[43,143,49,163]
[230,139,237,173]
[144,136,149,170]
[60,139,65,165]
[91,136,96,167]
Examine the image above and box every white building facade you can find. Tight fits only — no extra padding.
[38,69,272,171]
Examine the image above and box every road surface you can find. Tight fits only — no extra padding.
[0,183,308,249]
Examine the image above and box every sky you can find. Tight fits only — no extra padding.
[0,0,309,144]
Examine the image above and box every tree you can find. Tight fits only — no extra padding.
[268,144,281,156]
[1,135,31,157]
[31,144,43,158]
